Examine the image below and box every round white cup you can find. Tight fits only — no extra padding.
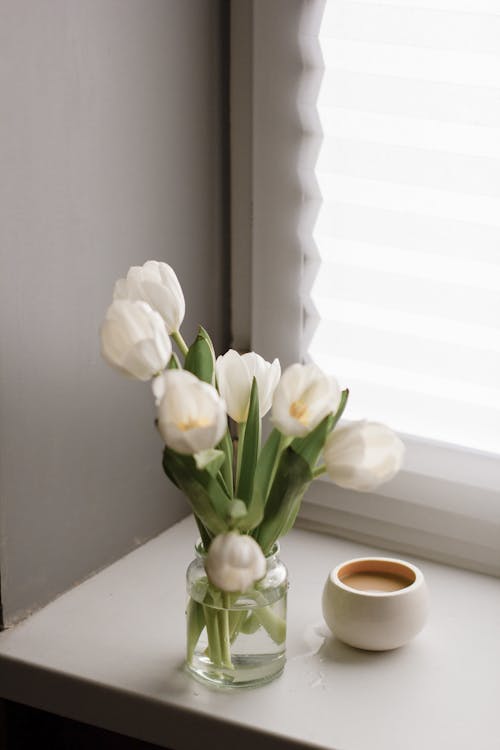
[322,557,429,651]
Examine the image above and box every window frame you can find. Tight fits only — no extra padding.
[231,0,500,576]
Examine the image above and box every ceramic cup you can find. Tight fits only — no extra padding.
[322,557,429,651]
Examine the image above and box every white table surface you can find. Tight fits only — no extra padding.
[0,515,499,750]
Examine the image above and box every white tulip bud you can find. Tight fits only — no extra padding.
[114,260,185,335]
[271,363,341,437]
[157,370,227,454]
[324,421,405,492]
[215,350,281,423]
[100,300,172,381]
[205,533,266,593]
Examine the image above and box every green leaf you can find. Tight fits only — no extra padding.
[198,326,216,367]
[234,488,264,532]
[194,515,212,550]
[331,388,349,430]
[236,378,260,506]
[194,449,225,477]
[236,429,283,532]
[292,414,334,469]
[161,447,180,489]
[167,352,181,370]
[277,486,308,538]
[217,430,234,497]
[184,326,215,384]
[253,428,283,504]
[291,389,349,470]
[162,447,229,535]
[253,447,313,554]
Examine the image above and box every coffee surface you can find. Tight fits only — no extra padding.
[341,571,411,592]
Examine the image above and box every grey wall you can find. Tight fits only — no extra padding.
[0,0,227,626]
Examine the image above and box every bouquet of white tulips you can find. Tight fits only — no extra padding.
[100,260,405,675]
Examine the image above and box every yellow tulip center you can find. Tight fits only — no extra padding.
[290,400,309,425]
[177,417,211,432]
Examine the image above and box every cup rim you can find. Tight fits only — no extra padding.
[330,556,424,597]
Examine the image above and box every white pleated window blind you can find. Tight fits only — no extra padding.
[309,0,500,454]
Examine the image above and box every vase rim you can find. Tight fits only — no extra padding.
[194,537,280,560]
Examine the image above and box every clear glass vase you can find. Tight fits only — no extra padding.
[185,541,288,688]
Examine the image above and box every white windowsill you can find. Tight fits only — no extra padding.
[0,515,498,750]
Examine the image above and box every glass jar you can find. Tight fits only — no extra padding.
[185,541,288,688]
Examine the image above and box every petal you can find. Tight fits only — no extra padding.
[112,278,128,300]
[159,423,204,454]
[157,370,227,453]
[123,267,146,299]
[325,422,366,467]
[205,534,265,592]
[271,370,310,436]
[152,373,167,405]
[324,421,404,490]
[100,318,132,365]
[100,301,170,380]
[244,354,281,418]
[216,350,252,422]
[122,339,167,380]
[362,423,405,476]
[278,363,307,403]
[241,352,266,380]
[142,260,163,281]
[330,465,378,492]
[140,280,181,334]
[121,261,185,332]
[265,358,282,401]
[271,362,335,435]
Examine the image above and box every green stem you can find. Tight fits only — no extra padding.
[312,464,327,479]
[229,610,247,643]
[248,592,286,645]
[267,433,292,494]
[219,594,234,668]
[218,430,234,498]
[186,598,205,662]
[253,605,286,645]
[172,330,189,358]
[239,611,261,635]
[203,605,222,666]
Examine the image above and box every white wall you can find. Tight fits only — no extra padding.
[0,0,226,625]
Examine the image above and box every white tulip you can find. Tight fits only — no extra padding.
[324,421,405,492]
[114,260,185,334]
[205,532,266,593]
[271,363,341,437]
[215,350,281,422]
[100,300,172,381]
[157,370,227,454]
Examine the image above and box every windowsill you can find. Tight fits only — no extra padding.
[0,515,498,750]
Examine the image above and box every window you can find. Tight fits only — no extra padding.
[232,0,500,575]
[312,0,500,456]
